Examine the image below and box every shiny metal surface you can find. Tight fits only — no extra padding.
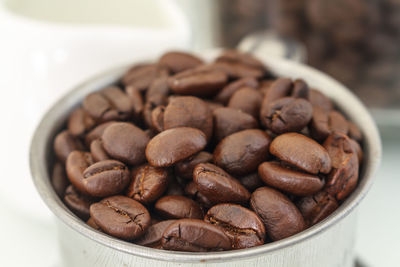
[30,53,381,266]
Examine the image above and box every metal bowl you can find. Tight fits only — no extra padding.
[30,53,381,267]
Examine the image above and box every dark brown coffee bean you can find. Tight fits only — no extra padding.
[205,203,266,249]
[163,96,213,141]
[82,160,130,197]
[145,75,170,102]
[66,151,94,194]
[261,97,313,134]
[102,122,150,165]
[90,139,110,162]
[193,163,250,204]
[323,132,359,200]
[135,220,176,247]
[84,121,115,147]
[146,127,207,167]
[184,181,213,208]
[159,51,203,73]
[143,94,168,128]
[228,87,263,119]
[309,89,334,112]
[150,105,165,132]
[165,176,185,196]
[83,86,132,122]
[175,151,213,180]
[270,133,332,174]
[214,129,271,176]
[122,64,169,91]
[126,164,170,204]
[54,130,84,163]
[216,50,266,70]
[291,79,310,99]
[161,219,231,252]
[213,107,259,142]
[214,77,259,104]
[87,217,102,230]
[258,80,275,96]
[205,101,224,113]
[250,187,306,241]
[154,195,203,219]
[258,162,324,196]
[51,161,69,198]
[64,185,96,220]
[296,191,339,226]
[261,78,292,105]
[328,111,349,134]
[90,196,151,241]
[125,85,144,121]
[310,108,350,142]
[67,108,95,137]
[210,61,264,79]
[239,173,263,192]
[348,122,362,143]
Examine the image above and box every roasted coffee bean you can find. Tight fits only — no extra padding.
[163,96,213,141]
[205,101,224,113]
[228,87,263,119]
[66,151,94,194]
[350,138,363,163]
[67,107,95,137]
[168,67,228,96]
[90,139,110,162]
[54,130,84,163]
[328,111,349,134]
[146,127,207,167]
[102,122,150,165]
[87,217,102,230]
[239,173,263,192]
[145,75,170,102]
[84,121,115,147]
[310,108,349,141]
[261,97,313,134]
[216,50,266,71]
[150,105,165,132]
[83,86,132,122]
[154,195,203,219]
[258,161,324,196]
[250,187,306,241]
[214,129,271,176]
[309,89,334,112]
[122,64,169,91]
[261,78,292,105]
[193,163,250,204]
[90,196,151,240]
[210,61,264,79]
[126,164,170,204]
[82,160,130,197]
[323,132,359,200]
[64,185,96,220]
[258,80,275,96]
[174,151,213,180]
[135,220,176,247]
[348,122,362,143]
[161,219,231,252]
[270,133,332,174]
[51,161,69,198]
[291,79,310,99]
[214,77,259,104]
[213,107,259,142]
[143,94,168,128]
[205,203,266,249]
[159,51,203,73]
[165,176,185,196]
[125,85,144,121]
[296,191,339,226]
[184,181,213,208]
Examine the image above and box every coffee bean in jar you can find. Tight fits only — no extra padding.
[51,50,363,251]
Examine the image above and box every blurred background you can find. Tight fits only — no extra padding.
[0,0,398,266]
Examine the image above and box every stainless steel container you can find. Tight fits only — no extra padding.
[30,51,381,267]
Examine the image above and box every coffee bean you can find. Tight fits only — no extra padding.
[150,105,165,132]
[328,111,349,135]
[82,160,130,197]
[145,75,170,102]
[125,85,144,121]
[122,64,169,91]
[90,196,151,240]
[205,101,224,113]
[291,79,310,99]
[239,173,263,192]
[250,187,306,241]
[102,122,150,165]
[126,164,170,204]
[168,67,228,96]
[348,122,362,143]
[154,195,203,219]
[350,138,363,163]
[66,151,94,194]
[270,133,332,174]
[146,127,207,167]
[323,132,359,200]
[64,185,96,220]
[54,130,84,163]
[83,86,132,122]
[213,107,259,142]
[311,108,350,141]
[214,77,259,104]
[214,129,271,176]
[216,50,266,71]
[143,94,168,129]
[258,161,324,196]
[135,220,176,247]
[51,161,69,198]
[260,78,292,106]
[228,87,263,119]
[161,219,231,252]
[67,107,95,137]
[159,51,203,73]
[87,217,102,230]
[309,89,334,112]
[90,139,110,162]
[210,61,264,79]
[296,191,338,226]
[261,97,313,134]
[174,151,213,180]
[205,203,266,249]
[193,163,250,204]
[84,121,115,147]
[165,176,185,196]
[184,181,213,208]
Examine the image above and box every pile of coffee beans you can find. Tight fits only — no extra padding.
[51,50,363,252]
